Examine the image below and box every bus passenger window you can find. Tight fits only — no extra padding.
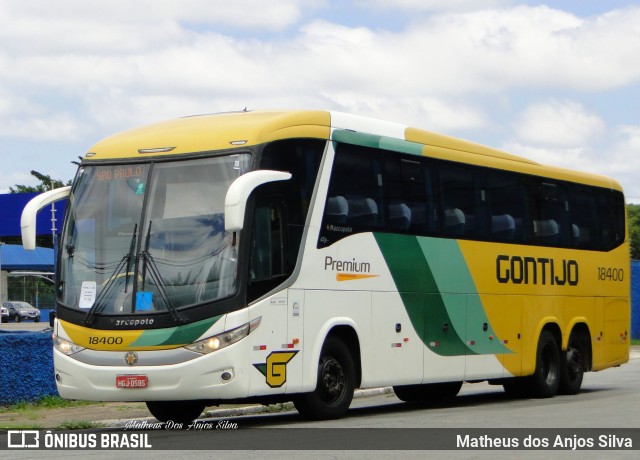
[486,170,527,243]
[595,191,625,251]
[438,163,483,239]
[531,182,568,247]
[318,143,382,247]
[568,186,596,249]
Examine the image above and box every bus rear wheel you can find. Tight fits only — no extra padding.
[525,330,561,398]
[393,381,462,403]
[558,331,588,395]
[294,336,355,420]
[146,400,205,425]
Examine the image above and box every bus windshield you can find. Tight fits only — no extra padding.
[59,154,251,316]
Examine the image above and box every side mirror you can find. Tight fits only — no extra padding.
[224,170,291,231]
[21,186,71,250]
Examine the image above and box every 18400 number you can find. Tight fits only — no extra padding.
[597,267,624,282]
[88,336,124,345]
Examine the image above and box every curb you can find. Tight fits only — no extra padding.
[100,387,395,428]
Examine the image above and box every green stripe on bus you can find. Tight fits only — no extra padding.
[379,137,423,156]
[332,130,423,156]
[374,233,466,356]
[130,315,223,347]
[332,130,382,149]
[374,233,508,356]
[416,238,508,355]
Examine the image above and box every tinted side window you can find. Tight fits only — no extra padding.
[384,156,436,235]
[568,186,598,249]
[319,144,383,247]
[317,142,625,252]
[530,181,569,247]
[486,170,528,244]
[438,162,486,239]
[596,190,626,251]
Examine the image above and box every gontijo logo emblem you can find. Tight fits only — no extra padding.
[253,351,298,388]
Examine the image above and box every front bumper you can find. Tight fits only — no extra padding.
[53,343,251,402]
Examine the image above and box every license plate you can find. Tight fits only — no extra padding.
[116,375,148,389]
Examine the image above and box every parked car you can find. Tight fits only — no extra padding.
[1,305,8,323]
[2,301,41,322]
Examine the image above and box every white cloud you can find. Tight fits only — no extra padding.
[321,93,487,132]
[3,4,640,118]
[501,142,588,170]
[513,100,605,148]
[617,125,640,153]
[357,0,510,13]
[610,125,640,202]
[0,113,86,141]
[503,123,640,204]
[0,90,87,141]
[1,2,640,200]
[0,0,316,35]
[399,5,640,92]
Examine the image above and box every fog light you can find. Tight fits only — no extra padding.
[221,371,232,381]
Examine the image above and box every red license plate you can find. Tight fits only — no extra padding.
[116,375,148,389]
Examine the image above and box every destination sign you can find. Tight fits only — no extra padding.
[96,166,145,182]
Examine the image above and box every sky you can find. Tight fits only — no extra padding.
[1,0,640,201]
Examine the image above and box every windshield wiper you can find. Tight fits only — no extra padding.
[140,221,186,324]
[84,224,137,325]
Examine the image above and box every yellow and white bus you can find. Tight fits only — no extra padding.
[22,110,629,422]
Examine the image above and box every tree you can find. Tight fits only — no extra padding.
[9,170,71,193]
[628,204,640,260]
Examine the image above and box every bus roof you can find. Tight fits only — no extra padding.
[84,109,622,192]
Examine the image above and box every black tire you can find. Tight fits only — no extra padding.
[394,381,462,402]
[525,330,561,398]
[34,318,40,323]
[393,384,423,402]
[294,336,355,420]
[502,378,527,398]
[558,331,588,395]
[15,315,21,323]
[146,400,205,425]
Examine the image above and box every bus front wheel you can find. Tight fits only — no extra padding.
[146,400,205,425]
[293,336,355,420]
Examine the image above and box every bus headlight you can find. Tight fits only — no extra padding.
[53,333,85,356]
[184,317,261,355]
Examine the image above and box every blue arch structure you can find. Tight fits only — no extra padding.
[1,193,65,310]
[0,244,54,271]
[0,192,67,240]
